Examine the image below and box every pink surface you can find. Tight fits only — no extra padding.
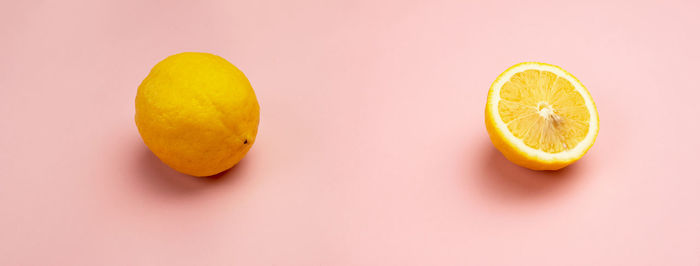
[1,0,699,265]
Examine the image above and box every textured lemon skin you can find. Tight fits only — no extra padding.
[135,52,260,177]
[485,62,599,170]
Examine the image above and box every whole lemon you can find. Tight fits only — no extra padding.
[135,52,260,177]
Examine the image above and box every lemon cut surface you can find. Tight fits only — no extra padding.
[485,62,599,170]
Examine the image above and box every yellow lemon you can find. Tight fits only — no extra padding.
[135,52,260,177]
[485,62,599,170]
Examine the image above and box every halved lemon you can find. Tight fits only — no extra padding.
[485,62,599,170]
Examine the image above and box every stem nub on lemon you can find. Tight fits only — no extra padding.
[485,62,599,170]
[135,52,260,177]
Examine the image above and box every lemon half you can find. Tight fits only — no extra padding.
[485,62,599,170]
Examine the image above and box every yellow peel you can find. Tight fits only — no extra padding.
[135,52,260,176]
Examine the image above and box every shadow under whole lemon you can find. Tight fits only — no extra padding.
[135,52,260,177]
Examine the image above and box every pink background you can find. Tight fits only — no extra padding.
[1,0,699,265]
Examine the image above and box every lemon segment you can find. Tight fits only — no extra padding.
[485,62,598,170]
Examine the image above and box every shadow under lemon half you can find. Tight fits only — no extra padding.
[485,62,599,170]
[135,52,260,177]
